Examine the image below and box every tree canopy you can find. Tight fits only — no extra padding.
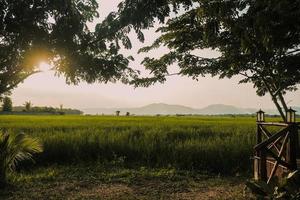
[1,0,300,120]
[0,0,136,97]
[2,96,12,112]
[100,0,300,120]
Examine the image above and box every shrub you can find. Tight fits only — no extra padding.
[0,132,43,188]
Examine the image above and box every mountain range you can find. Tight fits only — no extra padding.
[82,103,300,115]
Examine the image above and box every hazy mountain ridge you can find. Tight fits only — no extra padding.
[82,103,300,115]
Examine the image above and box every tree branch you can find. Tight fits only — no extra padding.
[239,72,254,79]
[2,70,40,95]
[286,49,300,56]
[166,72,180,76]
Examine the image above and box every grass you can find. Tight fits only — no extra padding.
[0,163,247,200]
[0,115,258,174]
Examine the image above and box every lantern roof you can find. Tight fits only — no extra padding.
[287,107,296,112]
[257,109,265,113]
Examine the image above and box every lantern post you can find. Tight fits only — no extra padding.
[256,109,265,122]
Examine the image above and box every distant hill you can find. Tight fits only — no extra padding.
[83,103,196,115]
[82,103,293,115]
[132,103,197,115]
[196,104,256,115]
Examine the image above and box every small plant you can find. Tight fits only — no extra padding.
[24,101,32,112]
[246,171,300,199]
[0,132,43,188]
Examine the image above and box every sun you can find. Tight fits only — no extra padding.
[38,61,52,72]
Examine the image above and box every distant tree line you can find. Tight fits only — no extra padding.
[1,97,82,115]
[13,106,83,115]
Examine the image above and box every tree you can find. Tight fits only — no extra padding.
[2,96,12,112]
[24,101,32,112]
[0,132,43,188]
[0,0,136,98]
[100,0,300,121]
[116,110,120,116]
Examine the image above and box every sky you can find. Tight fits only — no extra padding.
[10,1,300,110]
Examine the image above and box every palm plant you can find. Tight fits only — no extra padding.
[0,132,43,188]
[24,101,32,112]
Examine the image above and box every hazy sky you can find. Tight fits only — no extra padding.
[11,1,300,109]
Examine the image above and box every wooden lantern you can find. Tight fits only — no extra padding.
[286,107,296,123]
[256,109,265,122]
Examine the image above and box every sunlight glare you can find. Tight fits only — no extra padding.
[38,61,52,72]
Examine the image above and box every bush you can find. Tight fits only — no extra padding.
[0,132,43,188]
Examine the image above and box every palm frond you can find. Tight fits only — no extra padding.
[0,132,43,186]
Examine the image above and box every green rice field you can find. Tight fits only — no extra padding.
[0,115,259,174]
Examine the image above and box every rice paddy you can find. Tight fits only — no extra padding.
[0,115,259,174]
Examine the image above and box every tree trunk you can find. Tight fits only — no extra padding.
[262,78,286,121]
[278,92,288,113]
[271,94,286,122]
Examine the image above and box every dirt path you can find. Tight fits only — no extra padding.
[0,165,249,199]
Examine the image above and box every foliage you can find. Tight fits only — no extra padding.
[1,96,12,112]
[0,0,136,98]
[246,171,300,199]
[24,101,32,112]
[100,0,300,120]
[10,106,83,115]
[0,115,256,174]
[0,132,43,187]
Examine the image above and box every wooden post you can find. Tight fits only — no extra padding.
[288,124,299,170]
[257,124,262,144]
[255,124,268,180]
[259,149,267,181]
[293,124,300,158]
[254,124,262,180]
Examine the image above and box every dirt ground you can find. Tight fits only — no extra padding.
[0,165,250,200]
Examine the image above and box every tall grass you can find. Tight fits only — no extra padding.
[0,115,258,174]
